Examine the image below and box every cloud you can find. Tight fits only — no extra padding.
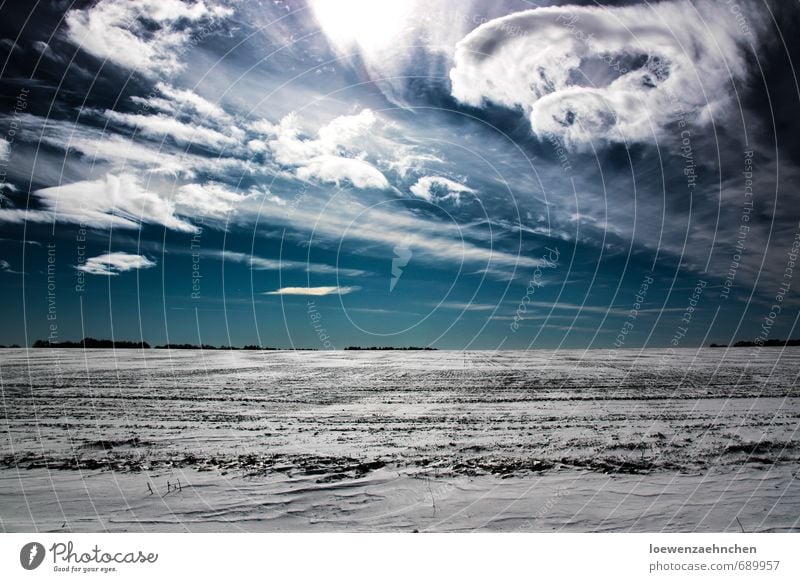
[264,286,361,296]
[0,259,22,274]
[450,1,766,149]
[64,0,231,76]
[59,133,200,177]
[309,0,484,106]
[76,252,156,276]
[0,184,14,207]
[132,83,232,123]
[211,250,367,277]
[101,110,239,151]
[0,139,9,161]
[15,113,247,179]
[524,300,686,318]
[31,41,65,64]
[0,38,21,54]
[296,155,390,189]
[438,301,496,311]
[257,109,391,189]
[0,106,261,229]
[410,176,476,204]
[318,109,380,144]
[0,174,197,232]
[174,183,252,220]
[273,190,551,279]
[260,110,375,163]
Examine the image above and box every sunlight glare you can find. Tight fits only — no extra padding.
[310,0,412,53]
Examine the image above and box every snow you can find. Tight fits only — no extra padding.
[1,348,798,531]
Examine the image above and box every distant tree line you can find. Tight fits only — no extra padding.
[33,338,150,349]
[29,338,441,350]
[710,339,800,348]
[30,337,302,350]
[153,343,279,350]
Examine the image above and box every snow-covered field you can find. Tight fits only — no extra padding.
[1,348,799,532]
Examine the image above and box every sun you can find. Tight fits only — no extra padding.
[310,0,412,54]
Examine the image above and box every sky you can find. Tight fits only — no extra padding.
[0,0,799,350]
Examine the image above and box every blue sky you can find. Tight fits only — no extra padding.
[1,0,799,349]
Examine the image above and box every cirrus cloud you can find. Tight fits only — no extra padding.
[409,176,476,204]
[132,82,233,123]
[77,252,156,276]
[263,286,361,296]
[100,110,239,151]
[0,174,257,233]
[450,1,767,149]
[0,174,197,232]
[64,0,232,77]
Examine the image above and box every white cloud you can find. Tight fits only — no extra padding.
[0,110,271,232]
[296,155,390,190]
[77,252,156,276]
[438,301,496,312]
[4,112,224,178]
[210,250,367,277]
[317,109,378,144]
[262,191,287,207]
[0,174,196,232]
[174,183,251,220]
[409,176,476,204]
[64,0,231,76]
[450,1,766,149]
[66,134,198,177]
[0,174,255,232]
[264,286,361,296]
[247,139,269,154]
[0,139,9,161]
[24,114,249,179]
[31,41,49,53]
[259,109,391,189]
[101,110,238,151]
[387,153,445,179]
[145,83,231,122]
[249,119,276,135]
[273,191,550,279]
[524,300,686,318]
